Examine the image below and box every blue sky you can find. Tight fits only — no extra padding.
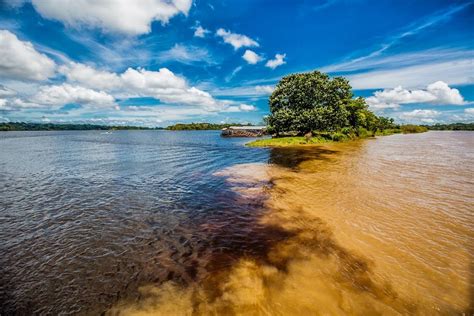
[0,0,473,126]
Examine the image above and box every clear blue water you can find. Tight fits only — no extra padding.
[0,130,277,314]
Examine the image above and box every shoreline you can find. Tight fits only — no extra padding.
[245,128,432,148]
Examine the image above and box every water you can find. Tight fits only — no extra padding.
[0,131,472,315]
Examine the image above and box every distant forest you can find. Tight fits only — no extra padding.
[0,122,251,131]
[1,121,472,132]
[423,123,474,131]
[0,122,157,131]
[165,123,252,130]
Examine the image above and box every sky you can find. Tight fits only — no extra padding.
[0,0,473,126]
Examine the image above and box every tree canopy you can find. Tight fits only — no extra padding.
[266,71,396,135]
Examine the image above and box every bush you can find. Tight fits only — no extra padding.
[356,127,370,138]
[400,125,428,134]
[330,132,346,141]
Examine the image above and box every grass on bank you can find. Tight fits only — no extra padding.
[247,126,426,148]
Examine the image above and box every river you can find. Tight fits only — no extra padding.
[0,130,472,315]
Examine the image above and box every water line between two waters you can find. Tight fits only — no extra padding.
[0,130,472,315]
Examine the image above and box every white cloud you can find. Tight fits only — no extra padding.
[59,64,255,112]
[255,85,275,94]
[119,68,224,109]
[193,25,209,38]
[426,81,465,104]
[366,81,466,110]
[321,48,474,73]
[224,104,256,112]
[225,66,243,82]
[32,83,116,108]
[157,44,214,65]
[0,97,44,110]
[402,109,440,118]
[265,53,286,69]
[216,28,259,50]
[396,109,444,123]
[0,30,56,81]
[237,104,256,111]
[365,101,400,110]
[31,0,192,35]
[242,50,263,64]
[464,108,474,115]
[59,62,121,90]
[347,59,473,89]
[211,85,274,98]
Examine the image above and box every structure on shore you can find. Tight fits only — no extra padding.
[221,126,267,137]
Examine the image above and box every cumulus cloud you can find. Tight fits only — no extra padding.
[216,28,259,50]
[225,104,256,112]
[32,84,116,108]
[398,109,441,124]
[59,63,254,112]
[0,97,44,110]
[265,53,286,69]
[426,81,465,104]
[366,81,466,110]
[193,25,209,38]
[237,104,256,111]
[59,62,121,90]
[0,30,56,81]
[464,108,474,114]
[30,0,192,35]
[119,68,222,109]
[242,50,263,64]
[401,109,440,118]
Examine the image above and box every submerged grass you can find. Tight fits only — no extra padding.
[246,136,332,148]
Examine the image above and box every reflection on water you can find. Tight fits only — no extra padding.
[1,131,473,315]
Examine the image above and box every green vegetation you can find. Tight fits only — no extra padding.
[266,71,397,136]
[248,70,430,147]
[247,136,330,147]
[0,122,158,131]
[400,124,428,134]
[423,123,474,131]
[165,122,253,130]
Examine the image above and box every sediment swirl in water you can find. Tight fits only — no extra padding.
[1,131,472,315]
[109,132,474,315]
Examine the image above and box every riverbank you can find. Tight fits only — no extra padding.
[246,127,426,147]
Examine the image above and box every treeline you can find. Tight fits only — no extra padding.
[423,123,474,131]
[0,122,158,131]
[165,123,252,130]
[0,122,255,131]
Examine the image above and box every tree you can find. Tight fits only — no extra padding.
[267,71,353,135]
[346,97,367,129]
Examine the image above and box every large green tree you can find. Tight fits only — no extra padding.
[266,70,397,136]
[267,71,353,134]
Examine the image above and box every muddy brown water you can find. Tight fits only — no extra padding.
[1,131,472,315]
